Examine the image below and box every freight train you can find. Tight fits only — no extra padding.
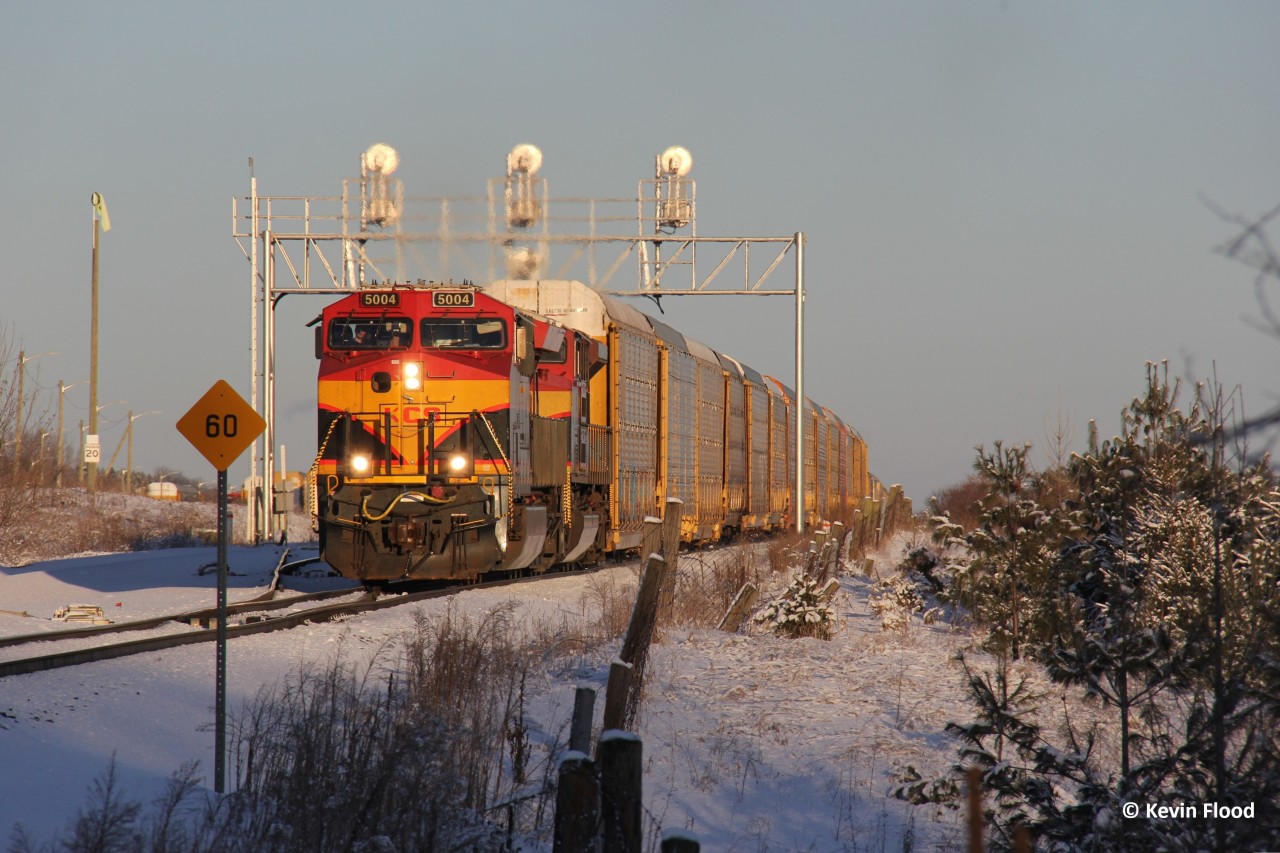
[312,279,872,582]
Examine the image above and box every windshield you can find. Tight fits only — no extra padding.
[421,317,507,350]
[328,317,413,350]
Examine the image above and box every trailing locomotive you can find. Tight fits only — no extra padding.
[313,279,871,582]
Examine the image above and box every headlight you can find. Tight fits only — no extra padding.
[403,362,422,391]
[350,454,371,474]
[448,453,469,473]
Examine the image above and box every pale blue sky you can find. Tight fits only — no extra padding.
[4,2,1279,502]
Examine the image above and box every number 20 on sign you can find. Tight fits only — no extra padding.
[177,380,265,471]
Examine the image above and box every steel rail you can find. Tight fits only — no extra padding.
[0,587,358,650]
[0,563,605,679]
[0,555,339,651]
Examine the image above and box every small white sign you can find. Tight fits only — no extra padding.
[84,435,101,463]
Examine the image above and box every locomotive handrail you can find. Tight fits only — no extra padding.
[476,410,513,522]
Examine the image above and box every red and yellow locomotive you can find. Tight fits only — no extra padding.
[314,283,607,581]
[313,279,874,582]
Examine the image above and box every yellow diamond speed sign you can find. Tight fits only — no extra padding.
[177,380,266,471]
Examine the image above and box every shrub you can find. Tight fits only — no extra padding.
[753,574,836,640]
[928,475,986,533]
[868,575,925,632]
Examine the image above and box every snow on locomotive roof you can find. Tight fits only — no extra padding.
[484,279,620,336]
[486,278,759,374]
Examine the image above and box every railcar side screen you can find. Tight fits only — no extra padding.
[421,317,507,349]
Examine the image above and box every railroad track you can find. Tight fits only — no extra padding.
[0,555,605,679]
[0,554,346,651]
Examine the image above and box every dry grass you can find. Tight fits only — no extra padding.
[0,488,219,565]
[24,604,563,852]
[765,529,806,576]
[580,571,636,642]
[223,609,533,851]
[669,547,772,628]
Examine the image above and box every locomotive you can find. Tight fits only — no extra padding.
[313,279,871,582]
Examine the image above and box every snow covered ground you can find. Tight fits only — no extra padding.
[0,534,982,851]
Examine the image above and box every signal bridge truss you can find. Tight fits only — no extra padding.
[233,155,806,543]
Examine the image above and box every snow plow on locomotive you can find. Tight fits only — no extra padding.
[313,279,874,583]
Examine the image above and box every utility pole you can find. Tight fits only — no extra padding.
[15,350,57,474]
[56,380,64,484]
[15,350,24,474]
[126,413,134,493]
[56,380,85,487]
[37,432,50,482]
[89,192,110,493]
[123,410,159,493]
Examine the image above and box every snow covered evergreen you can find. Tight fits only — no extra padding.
[933,364,1280,850]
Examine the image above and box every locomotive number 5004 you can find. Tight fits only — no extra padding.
[432,291,475,308]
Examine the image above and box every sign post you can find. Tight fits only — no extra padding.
[177,380,265,794]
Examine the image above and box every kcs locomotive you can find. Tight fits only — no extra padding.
[312,279,871,582]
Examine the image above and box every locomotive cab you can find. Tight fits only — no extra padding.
[313,284,605,582]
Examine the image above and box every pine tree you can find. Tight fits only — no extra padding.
[1050,366,1280,843]
[945,365,1280,850]
[946,654,1121,851]
[952,441,1073,661]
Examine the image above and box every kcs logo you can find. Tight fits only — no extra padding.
[378,404,443,424]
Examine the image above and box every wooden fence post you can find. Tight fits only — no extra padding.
[717,582,759,633]
[618,555,667,665]
[967,766,984,853]
[657,499,682,622]
[661,829,702,852]
[641,515,662,563]
[827,521,845,576]
[614,553,667,728]
[598,730,643,853]
[553,752,599,853]
[821,538,840,582]
[1013,822,1032,853]
[569,684,596,755]
[602,659,633,732]
[660,497,682,562]
[818,578,841,602]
